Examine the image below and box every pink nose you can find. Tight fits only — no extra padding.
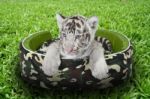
[65,48,73,53]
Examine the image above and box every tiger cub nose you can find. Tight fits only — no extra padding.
[65,47,73,53]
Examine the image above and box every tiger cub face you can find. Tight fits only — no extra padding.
[56,14,99,58]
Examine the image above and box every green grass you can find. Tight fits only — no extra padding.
[0,0,150,99]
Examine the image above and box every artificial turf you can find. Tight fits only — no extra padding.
[0,0,150,99]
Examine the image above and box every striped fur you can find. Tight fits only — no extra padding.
[95,37,112,54]
[42,14,110,80]
[56,14,98,58]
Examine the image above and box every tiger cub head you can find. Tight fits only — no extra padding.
[56,14,99,57]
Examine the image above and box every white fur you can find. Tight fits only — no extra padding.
[87,16,99,33]
[89,41,109,80]
[60,43,92,59]
[56,14,64,30]
[86,16,99,44]
[42,40,109,79]
[42,14,108,79]
[42,41,61,76]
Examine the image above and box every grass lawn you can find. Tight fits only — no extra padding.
[0,0,150,99]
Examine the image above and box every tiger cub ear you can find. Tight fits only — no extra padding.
[56,14,66,30]
[87,16,99,31]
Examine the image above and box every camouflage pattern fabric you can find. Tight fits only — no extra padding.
[20,36,133,90]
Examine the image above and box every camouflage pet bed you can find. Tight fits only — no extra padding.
[19,30,133,90]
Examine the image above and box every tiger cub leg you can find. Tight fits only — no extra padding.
[89,42,109,80]
[42,41,61,76]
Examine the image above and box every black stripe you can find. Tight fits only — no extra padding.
[70,16,79,20]
[86,33,90,41]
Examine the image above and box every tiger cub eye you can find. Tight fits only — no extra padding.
[75,35,81,39]
[62,33,66,37]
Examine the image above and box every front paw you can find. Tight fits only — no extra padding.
[91,62,109,80]
[42,58,61,76]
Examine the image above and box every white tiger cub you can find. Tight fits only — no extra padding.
[42,14,109,80]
